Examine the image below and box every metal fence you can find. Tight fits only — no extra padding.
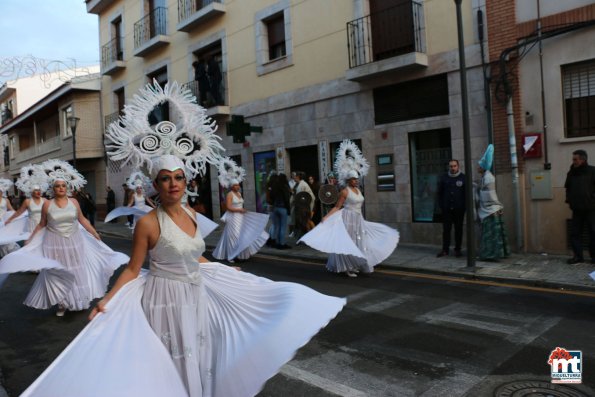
[134,7,168,49]
[101,37,123,68]
[178,0,221,22]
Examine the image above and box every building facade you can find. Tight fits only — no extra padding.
[88,0,490,246]
[487,0,595,254]
[0,74,108,214]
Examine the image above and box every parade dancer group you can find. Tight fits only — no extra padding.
[0,81,347,397]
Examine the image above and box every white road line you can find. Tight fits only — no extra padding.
[280,364,368,397]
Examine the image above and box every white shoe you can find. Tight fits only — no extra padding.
[228,259,235,263]
[125,222,131,227]
[346,271,358,278]
[56,307,66,317]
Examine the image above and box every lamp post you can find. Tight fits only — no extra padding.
[454,0,475,268]
[67,116,80,168]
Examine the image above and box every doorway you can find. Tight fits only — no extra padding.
[288,145,319,182]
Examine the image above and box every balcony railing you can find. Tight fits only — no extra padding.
[15,135,61,163]
[182,71,227,108]
[134,7,168,51]
[101,37,125,74]
[179,0,221,22]
[347,0,424,69]
[104,111,120,133]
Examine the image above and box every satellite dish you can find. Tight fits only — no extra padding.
[318,184,339,205]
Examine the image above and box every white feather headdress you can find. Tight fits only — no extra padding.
[334,139,369,185]
[126,170,151,191]
[0,178,13,194]
[41,159,86,194]
[15,164,49,196]
[217,157,246,188]
[105,80,225,178]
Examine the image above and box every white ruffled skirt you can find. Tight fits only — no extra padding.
[212,211,269,261]
[0,225,129,310]
[20,263,346,397]
[298,209,399,273]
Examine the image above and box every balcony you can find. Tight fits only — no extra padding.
[15,135,61,164]
[134,7,170,57]
[101,38,125,75]
[182,76,230,117]
[345,0,427,81]
[177,0,225,32]
[86,0,115,15]
[104,111,120,132]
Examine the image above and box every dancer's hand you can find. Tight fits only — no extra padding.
[89,298,108,320]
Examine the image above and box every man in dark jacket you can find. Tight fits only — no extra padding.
[564,149,595,264]
[437,159,466,257]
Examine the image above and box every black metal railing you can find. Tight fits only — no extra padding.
[101,37,124,68]
[104,111,120,132]
[134,7,168,49]
[178,0,221,22]
[347,0,424,69]
[182,71,227,108]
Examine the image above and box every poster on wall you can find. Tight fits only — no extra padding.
[253,150,276,213]
[276,146,285,173]
[318,140,329,184]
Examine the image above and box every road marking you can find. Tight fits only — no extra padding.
[280,364,368,397]
[355,295,412,313]
[256,254,595,298]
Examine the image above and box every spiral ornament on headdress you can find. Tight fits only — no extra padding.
[126,170,152,191]
[217,157,246,189]
[41,159,86,194]
[15,164,49,196]
[334,139,369,185]
[105,80,225,178]
[0,178,13,194]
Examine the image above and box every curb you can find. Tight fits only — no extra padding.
[97,230,595,295]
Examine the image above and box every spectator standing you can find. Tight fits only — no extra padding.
[270,173,291,249]
[564,149,595,264]
[436,160,466,257]
[308,175,322,225]
[122,183,133,227]
[106,186,116,223]
[207,57,223,105]
[192,59,210,107]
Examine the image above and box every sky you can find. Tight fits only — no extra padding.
[0,0,99,84]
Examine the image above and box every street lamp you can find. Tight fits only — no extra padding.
[454,0,475,268]
[67,116,80,168]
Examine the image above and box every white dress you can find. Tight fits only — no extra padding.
[298,188,399,273]
[0,198,46,246]
[20,206,346,397]
[213,193,269,261]
[0,199,129,310]
[0,197,20,256]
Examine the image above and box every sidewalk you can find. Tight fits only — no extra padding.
[96,221,595,294]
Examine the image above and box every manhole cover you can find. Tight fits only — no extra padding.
[494,380,589,397]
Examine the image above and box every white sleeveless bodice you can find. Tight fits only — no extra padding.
[0,197,7,218]
[133,194,146,208]
[343,188,364,214]
[149,206,205,285]
[46,199,78,237]
[28,198,44,225]
[230,193,244,209]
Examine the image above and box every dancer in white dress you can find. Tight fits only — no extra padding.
[0,164,49,246]
[0,160,128,316]
[0,179,21,256]
[212,157,269,263]
[19,154,345,397]
[298,140,399,276]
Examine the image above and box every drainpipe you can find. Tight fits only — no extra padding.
[537,0,551,170]
[506,97,524,251]
[477,9,493,146]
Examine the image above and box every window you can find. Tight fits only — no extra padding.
[409,129,451,222]
[62,105,74,137]
[266,13,286,61]
[9,136,16,159]
[374,74,449,124]
[255,1,293,75]
[112,17,123,61]
[147,67,169,124]
[563,60,595,138]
